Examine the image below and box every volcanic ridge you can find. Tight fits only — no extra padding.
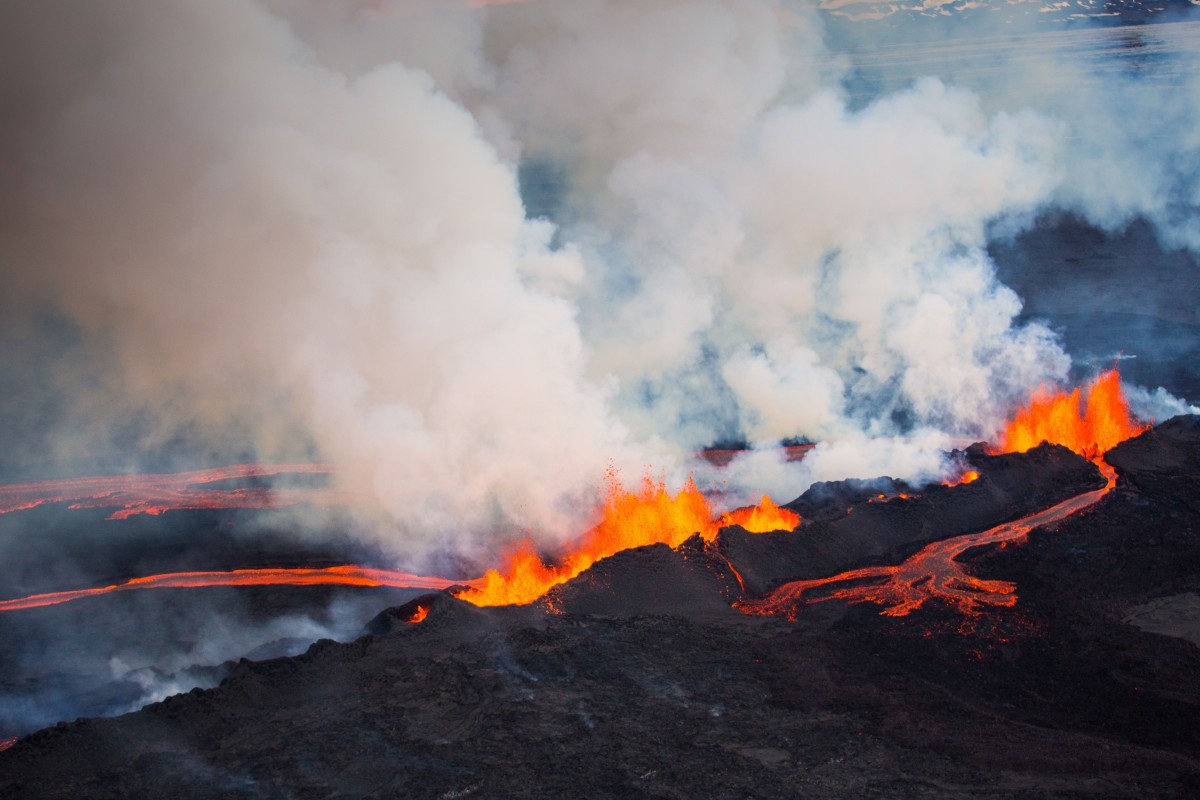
[2,414,1199,798]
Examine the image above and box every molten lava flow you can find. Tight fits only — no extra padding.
[0,736,15,754]
[455,472,799,608]
[739,462,1118,619]
[943,469,979,487]
[407,605,430,624]
[0,566,479,613]
[716,495,801,533]
[0,464,344,519]
[868,492,912,503]
[997,370,1147,460]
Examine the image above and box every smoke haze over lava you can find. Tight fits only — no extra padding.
[5,0,1197,563]
[1,4,1200,792]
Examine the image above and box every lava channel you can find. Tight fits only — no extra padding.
[740,369,1141,620]
[0,566,480,613]
[739,462,1117,619]
[0,463,343,520]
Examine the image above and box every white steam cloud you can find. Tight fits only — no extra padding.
[1,1,1193,558]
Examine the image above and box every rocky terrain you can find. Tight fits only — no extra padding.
[1,420,1199,798]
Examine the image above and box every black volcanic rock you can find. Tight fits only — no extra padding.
[3,424,1200,798]
[541,535,741,617]
[983,414,1200,606]
[719,442,1104,595]
[783,476,915,523]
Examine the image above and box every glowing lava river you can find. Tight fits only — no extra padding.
[741,369,1143,620]
[0,369,1147,620]
[0,566,479,613]
[0,463,343,519]
[739,461,1117,619]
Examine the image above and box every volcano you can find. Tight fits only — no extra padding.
[2,412,1199,798]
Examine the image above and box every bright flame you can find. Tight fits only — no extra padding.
[455,471,799,608]
[717,495,801,533]
[997,370,1146,460]
[943,469,979,487]
[406,604,429,624]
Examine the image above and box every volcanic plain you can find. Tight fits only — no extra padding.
[1,419,1199,798]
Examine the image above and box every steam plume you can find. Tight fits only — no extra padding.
[1,1,1193,558]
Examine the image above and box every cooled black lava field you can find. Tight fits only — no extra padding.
[2,418,1199,799]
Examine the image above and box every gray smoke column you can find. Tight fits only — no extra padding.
[4,0,1158,557]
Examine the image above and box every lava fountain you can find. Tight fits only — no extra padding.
[453,469,800,607]
[0,468,798,614]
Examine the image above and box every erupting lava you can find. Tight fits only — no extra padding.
[996,369,1147,460]
[0,737,15,754]
[944,469,979,487]
[454,471,799,607]
[0,372,1146,619]
[0,464,343,519]
[0,470,797,615]
[740,462,1118,619]
[0,567,478,613]
[741,370,1144,621]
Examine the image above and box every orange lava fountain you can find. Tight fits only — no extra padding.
[0,464,343,519]
[0,566,479,613]
[997,369,1147,460]
[0,469,797,614]
[943,469,979,487]
[454,470,799,608]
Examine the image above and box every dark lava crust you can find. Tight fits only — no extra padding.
[2,422,1200,798]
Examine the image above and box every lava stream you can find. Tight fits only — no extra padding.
[740,369,1142,620]
[0,566,479,613]
[739,462,1117,619]
[0,737,15,754]
[0,464,343,519]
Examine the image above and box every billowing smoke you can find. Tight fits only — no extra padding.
[1,1,1194,560]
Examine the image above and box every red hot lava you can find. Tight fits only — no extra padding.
[0,737,15,754]
[739,462,1117,618]
[0,464,344,520]
[0,469,796,614]
[0,373,1145,619]
[0,567,478,613]
[740,370,1142,621]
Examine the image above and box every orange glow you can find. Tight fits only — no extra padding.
[716,495,800,533]
[996,370,1146,460]
[739,462,1118,619]
[406,605,429,624]
[0,736,14,753]
[943,469,979,487]
[868,492,913,504]
[0,566,479,613]
[455,471,798,608]
[0,464,343,520]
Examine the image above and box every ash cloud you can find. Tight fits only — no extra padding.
[1,0,1193,560]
